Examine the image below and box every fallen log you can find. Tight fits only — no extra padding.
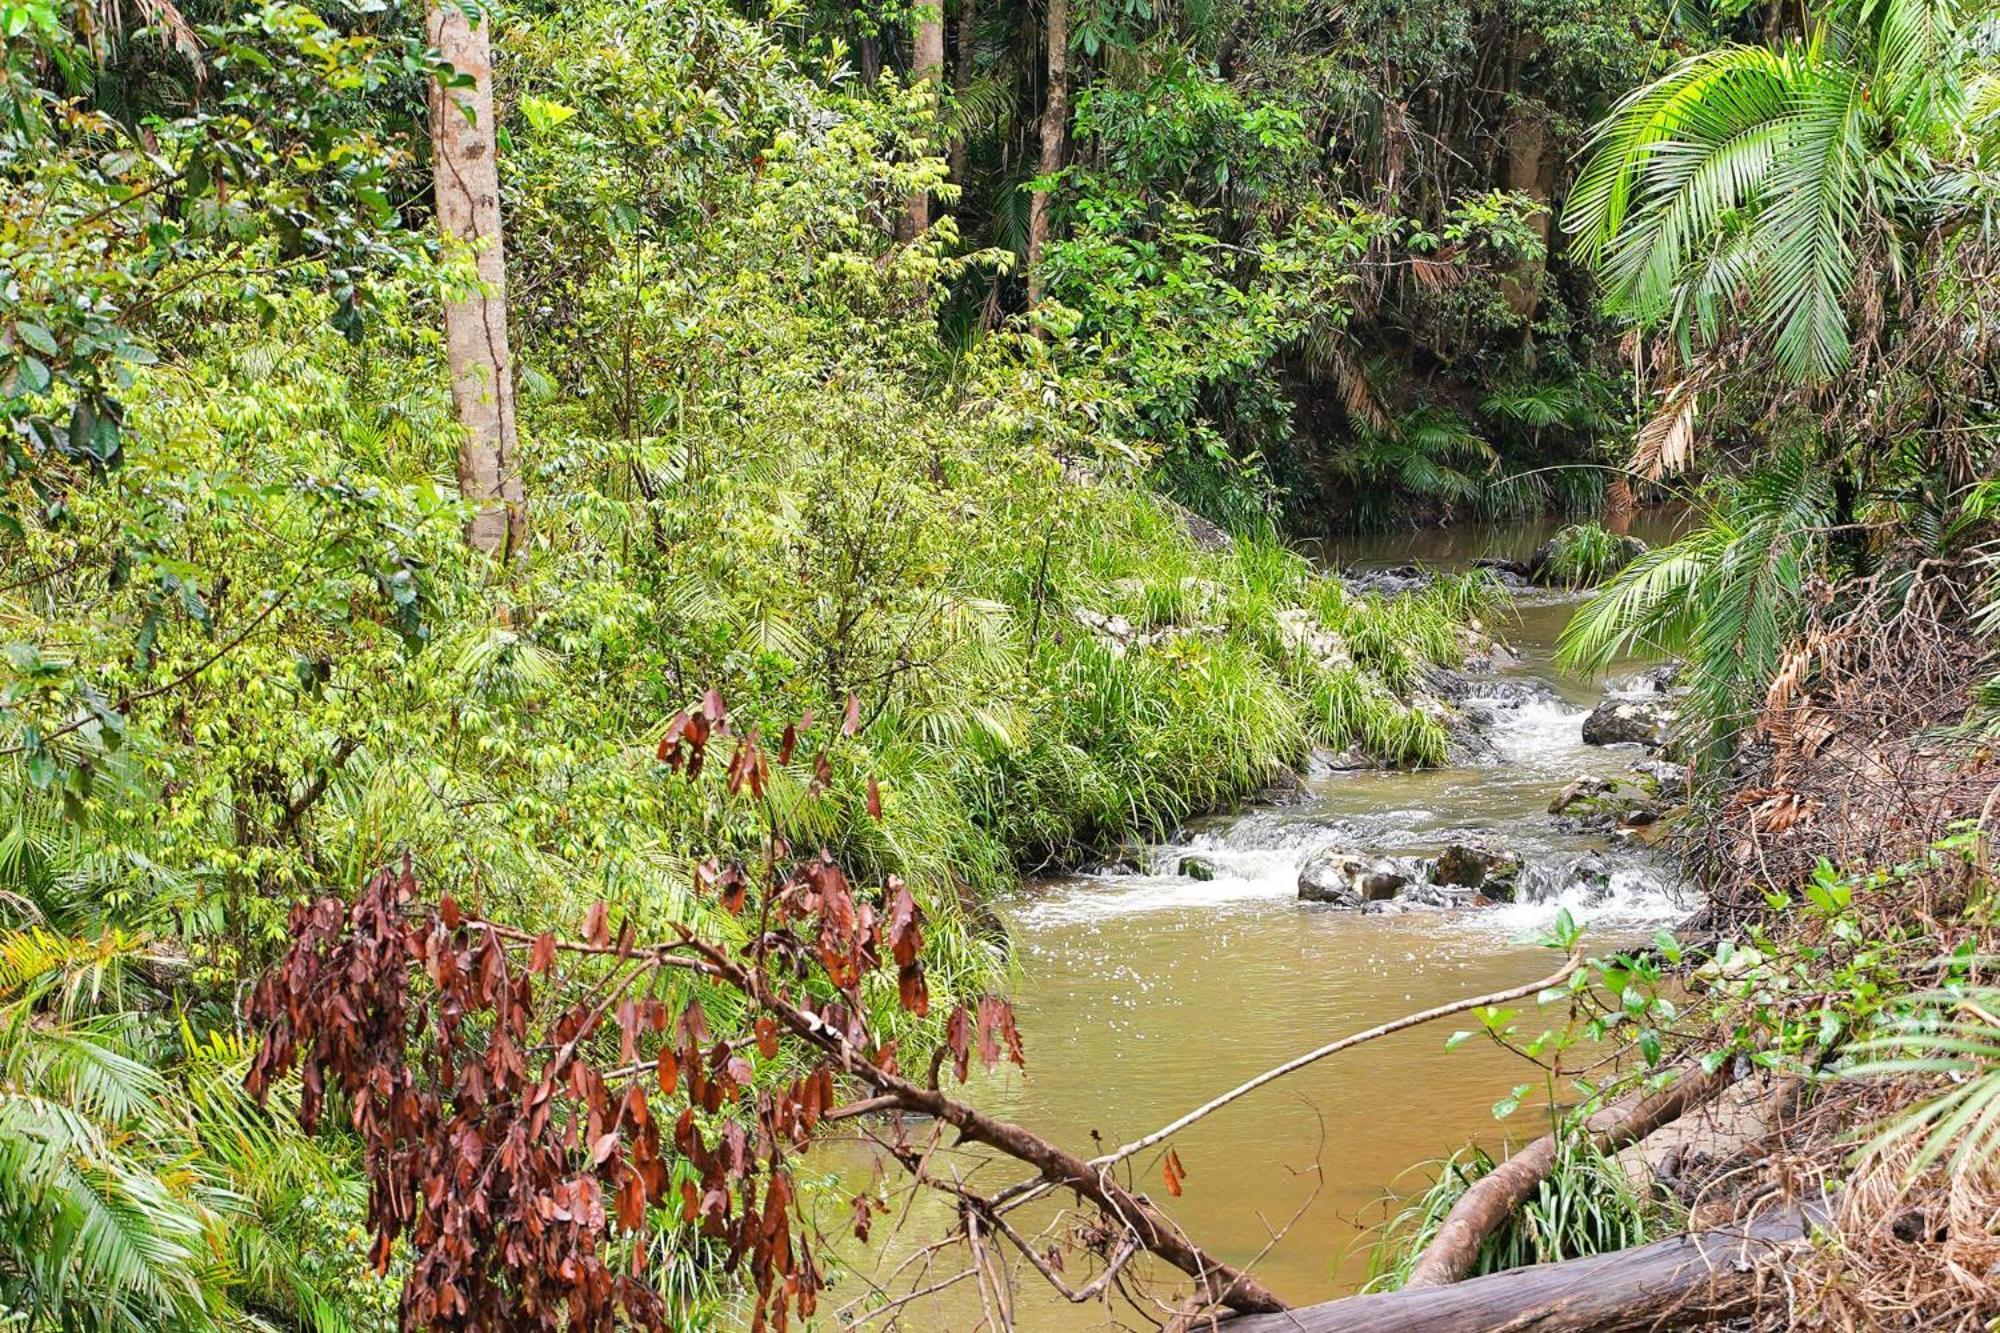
[1223,1201,1823,1333]
[1402,1061,1735,1288]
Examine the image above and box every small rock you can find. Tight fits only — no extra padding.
[1431,842,1525,900]
[1274,609,1353,672]
[1582,697,1674,748]
[1549,776,1613,815]
[1172,503,1234,553]
[1606,664,1681,695]
[1471,556,1532,583]
[1342,564,1433,596]
[1630,758,1688,802]
[1306,745,1376,774]
[1180,856,1219,882]
[1396,883,1480,910]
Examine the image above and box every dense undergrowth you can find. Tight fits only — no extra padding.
[0,1,1502,1325]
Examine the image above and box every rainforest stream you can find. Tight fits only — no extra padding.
[818,515,1691,1327]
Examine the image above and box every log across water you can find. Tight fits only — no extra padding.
[1222,1202,1822,1332]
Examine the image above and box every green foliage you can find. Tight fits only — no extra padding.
[0,784,391,1331]
[1366,1128,1665,1290]
[1536,522,1643,588]
[1321,407,1499,525]
[0,0,439,491]
[1559,445,1832,760]
[1568,0,1997,381]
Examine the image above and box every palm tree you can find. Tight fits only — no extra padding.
[1566,0,1990,386]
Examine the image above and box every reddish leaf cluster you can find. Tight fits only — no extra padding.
[248,860,673,1330]
[244,691,1026,1332]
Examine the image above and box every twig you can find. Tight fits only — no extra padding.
[991,952,1582,1213]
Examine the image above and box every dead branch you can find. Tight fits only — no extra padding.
[988,953,1583,1218]
[1402,1060,1737,1289]
[691,939,1292,1315]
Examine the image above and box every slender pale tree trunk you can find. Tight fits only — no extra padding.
[1026,0,1066,311]
[429,0,526,561]
[906,0,945,237]
[1498,34,1550,325]
[949,0,974,186]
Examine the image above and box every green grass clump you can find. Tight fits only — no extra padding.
[1535,522,1645,588]
[1364,1125,1667,1291]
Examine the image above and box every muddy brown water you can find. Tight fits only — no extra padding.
[807,515,1692,1329]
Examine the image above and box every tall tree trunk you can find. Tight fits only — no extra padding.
[905,0,944,237]
[1498,34,1550,326]
[949,0,974,186]
[1026,0,1066,311]
[428,0,526,561]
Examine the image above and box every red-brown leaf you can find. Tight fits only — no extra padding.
[529,931,557,976]
[582,901,610,949]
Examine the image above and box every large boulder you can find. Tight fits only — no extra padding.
[1582,696,1674,748]
[1297,850,1417,905]
[1431,841,1525,901]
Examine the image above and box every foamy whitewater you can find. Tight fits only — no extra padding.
[1017,659,1687,936]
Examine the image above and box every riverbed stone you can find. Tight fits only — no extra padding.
[1582,696,1675,748]
[1297,849,1365,906]
[1630,757,1688,802]
[1396,882,1479,910]
[1518,852,1615,904]
[1179,855,1219,882]
[1548,775,1613,814]
[1431,841,1525,900]
[1297,850,1415,905]
[1306,745,1377,774]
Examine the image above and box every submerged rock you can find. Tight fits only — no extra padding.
[1551,780,1665,835]
[1342,563,1433,596]
[1517,852,1615,904]
[1395,882,1481,910]
[1179,855,1219,882]
[1582,696,1675,748]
